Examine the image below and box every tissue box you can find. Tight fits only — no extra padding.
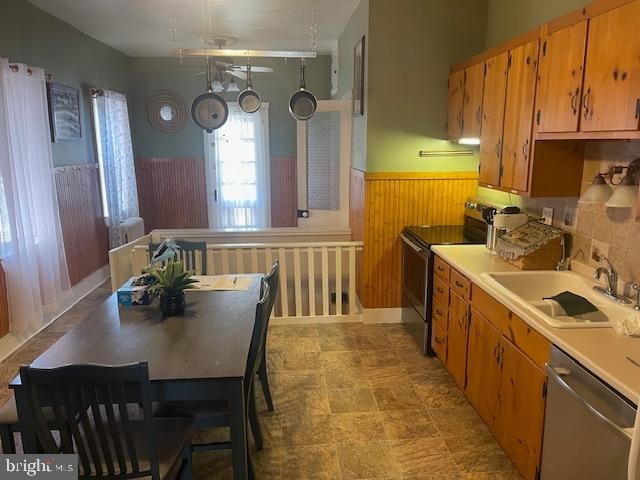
[117,277,152,306]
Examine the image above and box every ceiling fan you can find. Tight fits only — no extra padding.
[189,57,274,81]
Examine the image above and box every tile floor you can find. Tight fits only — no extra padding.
[0,283,520,479]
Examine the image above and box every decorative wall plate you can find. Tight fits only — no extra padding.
[147,91,187,134]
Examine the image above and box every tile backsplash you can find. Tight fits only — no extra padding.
[477,140,640,289]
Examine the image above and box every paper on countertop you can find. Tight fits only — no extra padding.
[186,275,253,291]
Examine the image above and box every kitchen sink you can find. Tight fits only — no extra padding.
[480,270,634,329]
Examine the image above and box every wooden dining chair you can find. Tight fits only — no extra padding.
[257,260,279,412]
[18,362,193,480]
[0,391,60,453]
[0,394,18,453]
[155,279,271,470]
[149,240,208,274]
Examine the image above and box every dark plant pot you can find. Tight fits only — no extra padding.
[159,291,186,317]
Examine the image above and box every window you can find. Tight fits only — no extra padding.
[205,104,270,229]
[90,89,139,247]
[91,95,110,218]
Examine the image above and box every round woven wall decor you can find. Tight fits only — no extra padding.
[147,91,187,134]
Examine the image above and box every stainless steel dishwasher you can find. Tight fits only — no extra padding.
[541,346,636,479]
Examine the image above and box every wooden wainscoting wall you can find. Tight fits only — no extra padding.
[359,171,478,309]
[135,157,209,231]
[55,165,110,286]
[270,156,298,227]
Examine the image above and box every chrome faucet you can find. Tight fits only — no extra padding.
[593,256,632,304]
[556,234,569,271]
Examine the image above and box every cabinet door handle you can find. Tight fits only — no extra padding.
[493,342,500,363]
[476,107,482,125]
[570,88,579,115]
[455,281,464,288]
[436,309,443,316]
[437,287,444,294]
[494,139,501,159]
[583,87,591,120]
[522,139,529,160]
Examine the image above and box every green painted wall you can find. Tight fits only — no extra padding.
[486,0,588,47]
[0,0,131,167]
[365,0,488,172]
[334,0,369,171]
[129,56,332,159]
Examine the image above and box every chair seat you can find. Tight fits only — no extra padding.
[154,400,229,420]
[80,417,191,480]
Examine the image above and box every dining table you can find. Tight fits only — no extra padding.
[10,274,262,480]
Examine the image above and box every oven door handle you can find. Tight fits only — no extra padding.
[400,233,423,254]
[546,365,632,438]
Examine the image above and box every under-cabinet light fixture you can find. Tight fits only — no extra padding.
[458,137,481,146]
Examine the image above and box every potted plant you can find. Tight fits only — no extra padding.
[148,261,197,317]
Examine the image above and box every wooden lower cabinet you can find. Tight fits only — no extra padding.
[499,339,547,480]
[446,291,470,388]
[466,310,503,432]
[467,309,547,480]
[434,256,549,480]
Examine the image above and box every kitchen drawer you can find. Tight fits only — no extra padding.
[504,314,551,371]
[432,299,448,330]
[431,321,447,362]
[433,275,450,307]
[471,284,511,333]
[450,269,471,300]
[471,284,550,370]
[434,256,451,282]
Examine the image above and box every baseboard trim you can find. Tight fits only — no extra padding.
[271,315,363,325]
[363,308,403,324]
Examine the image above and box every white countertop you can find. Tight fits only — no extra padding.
[431,244,640,404]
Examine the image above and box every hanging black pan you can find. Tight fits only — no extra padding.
[289,59,317,120]
[238,63,261,114]
[191,58,228,132]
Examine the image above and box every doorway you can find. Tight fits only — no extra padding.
[204,103,271,229]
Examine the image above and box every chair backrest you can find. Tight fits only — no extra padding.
[263,260,279,321]
[149,240,207,274]
[245,279,270,396]
[18,362,160,480]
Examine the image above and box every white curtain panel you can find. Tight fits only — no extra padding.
[205,103,271,229]
[0,59,71,333]
[94,90,139,247]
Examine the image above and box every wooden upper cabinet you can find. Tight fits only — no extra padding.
[501,40,540,192]
[447,70,465,138]
[581,1,640,132]
[535,21,588,133]
[479,53,509,187]
[446,291,470,389]
[499,340,547,480]
[462,62,485,138]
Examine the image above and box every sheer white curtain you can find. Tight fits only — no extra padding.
[205,103,270,229]
[0,58,70,333]
[93,90,139,247]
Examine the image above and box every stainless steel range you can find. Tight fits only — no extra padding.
[400,200,492,355]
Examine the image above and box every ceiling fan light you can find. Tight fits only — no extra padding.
[226,79,240,92]
[579,173,613,204]
[212,80,224,93]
